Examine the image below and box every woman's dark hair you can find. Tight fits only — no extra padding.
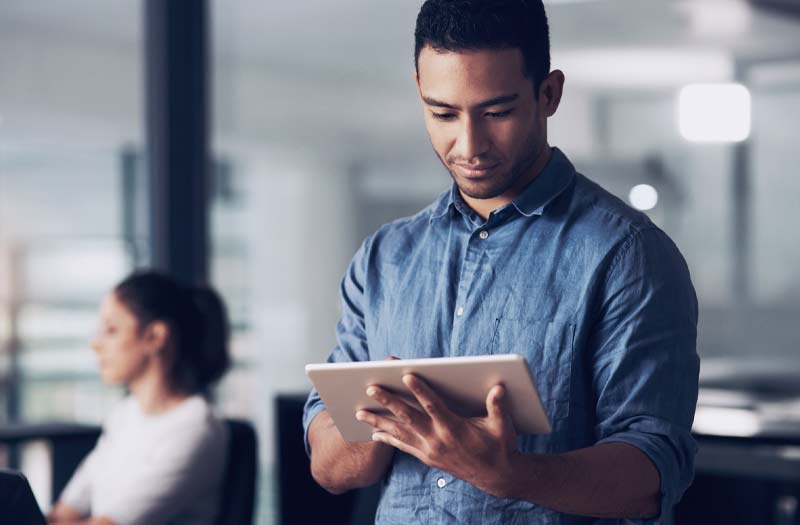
[414,0,551,95]
[114,270,231,395]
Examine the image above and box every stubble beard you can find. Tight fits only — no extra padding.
[433,135,542,201]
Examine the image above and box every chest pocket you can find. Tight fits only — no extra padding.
[490,318,575,422]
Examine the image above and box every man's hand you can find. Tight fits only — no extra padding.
[355,374,519,497]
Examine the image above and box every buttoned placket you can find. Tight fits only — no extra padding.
[449,222,494,354]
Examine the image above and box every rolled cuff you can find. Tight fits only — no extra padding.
[302,390,327,458]
[596,422,696,523]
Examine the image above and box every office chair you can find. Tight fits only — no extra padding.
[215,418,258,525]
[275,394,381,525]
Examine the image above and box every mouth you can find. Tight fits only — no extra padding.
[453,163,499,179]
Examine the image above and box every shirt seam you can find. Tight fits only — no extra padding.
[602,225,660,288]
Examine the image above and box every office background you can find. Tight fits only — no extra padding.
[1,0,800,523]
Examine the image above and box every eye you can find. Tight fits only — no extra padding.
[486,109,514,119]
[430,112,456,121]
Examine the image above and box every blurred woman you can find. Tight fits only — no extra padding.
[48,271,231,525]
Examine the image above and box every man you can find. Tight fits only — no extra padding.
[303,0,699,523]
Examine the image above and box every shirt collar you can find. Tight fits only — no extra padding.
[428,147,576,222]
[428,185,457,222]
[511,147,576,217]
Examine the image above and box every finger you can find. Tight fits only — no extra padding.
[486,383,515,435]
[366,386,425,427]
[402,374,455,425]
[371,431,426,461]
[486,384,505,420]
[355,409,382,431]
[356,409,413,443]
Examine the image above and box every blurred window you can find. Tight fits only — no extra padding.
[0,2,147,425]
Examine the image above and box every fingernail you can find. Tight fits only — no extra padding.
[366,386,377,396]
[355,411,365,420]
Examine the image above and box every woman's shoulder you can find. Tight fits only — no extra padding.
[170,395,224,426]
[148,397,229,466]
[160,396,228,443]
[108,395,226,442]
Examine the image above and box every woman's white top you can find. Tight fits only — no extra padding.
[60,395,229,525]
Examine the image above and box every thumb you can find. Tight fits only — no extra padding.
[486,383,517,439]
[486,384,512,428]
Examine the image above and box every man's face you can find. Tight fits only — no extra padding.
[416,46,550,201]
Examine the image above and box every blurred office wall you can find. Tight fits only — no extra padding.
[0,2,145,424]
[1,0,799,523]
[0,0,146,509]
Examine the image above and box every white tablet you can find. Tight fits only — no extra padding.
[305,354,551,442]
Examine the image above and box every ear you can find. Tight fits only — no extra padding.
[143,321,170,356]
[538,69,565,118]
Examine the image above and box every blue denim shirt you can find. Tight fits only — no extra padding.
[303,148,699,524]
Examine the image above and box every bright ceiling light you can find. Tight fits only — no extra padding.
[629,184,659,211]
[679,83,751,143]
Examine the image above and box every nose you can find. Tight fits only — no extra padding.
[453,116,490,162]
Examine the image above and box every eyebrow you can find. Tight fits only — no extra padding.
[422,93,519,110]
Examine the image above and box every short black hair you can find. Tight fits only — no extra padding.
[414,0,551,93]
[115,271,231,396]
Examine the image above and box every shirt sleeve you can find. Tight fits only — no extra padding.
[590,227,700,522]
[302,235,373,456]
[59,398,132,516]
[58,436,104,516]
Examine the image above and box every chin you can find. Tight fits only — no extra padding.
[99,370,124,385]
[452,171,513,200]
[456,180,509,200]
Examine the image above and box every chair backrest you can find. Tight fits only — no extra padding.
[275,394,381,525]
[215,418,258,525]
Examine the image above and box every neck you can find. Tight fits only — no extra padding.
[128,367,189,415]
[462,144,553,220]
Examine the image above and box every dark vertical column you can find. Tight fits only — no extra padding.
[145,0,210,286]
[592,94,611,155]
[731,139,751,305]
[6,246,22,468]
[120,145,141,267]
[731,64,751,306]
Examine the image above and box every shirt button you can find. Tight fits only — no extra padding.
[437,477,447,488]
[479,230,489,240]
[456,306,464,317]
